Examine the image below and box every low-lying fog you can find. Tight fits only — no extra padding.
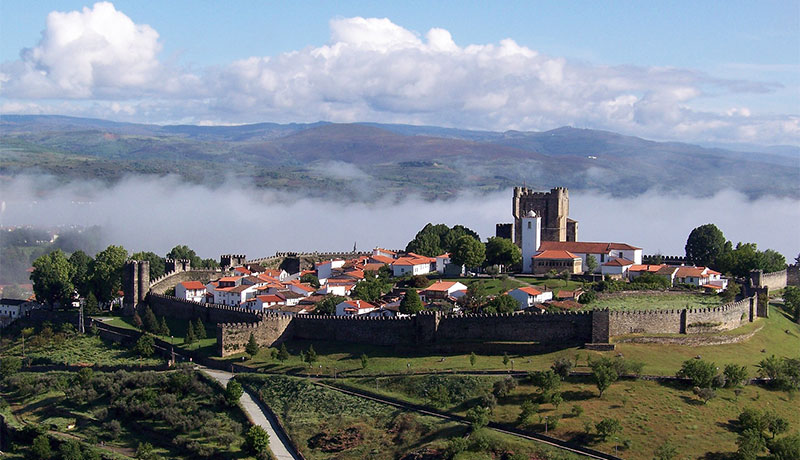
[1,175,797,260]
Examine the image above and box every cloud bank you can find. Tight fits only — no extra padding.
[1,2,797,145]
[1,175,796,261]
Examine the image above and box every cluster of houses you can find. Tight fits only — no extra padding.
[174,239,730,319]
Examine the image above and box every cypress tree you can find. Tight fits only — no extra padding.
[194,318,207,339]
[245,333,259,357]
[184,321,196,344]
[159,317,170,336]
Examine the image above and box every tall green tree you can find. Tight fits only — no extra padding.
[314,295,345,315]
[783,286,800,323]
[245,333,259,357]
[31,249,75,306]
[584,254,598,273]
[484,294,518,313]
[68,250,92,296]
[485,237,522,269]
[405,223,480,257]
[451,235,486,268]
[131,251,166,279]
[717,242,787,278]
[685,224,729,268]
[400,288,424,314]
[90,245,128,302]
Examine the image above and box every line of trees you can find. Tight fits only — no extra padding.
[30,244,218,308]
[685,223,787,277]
[405,223,522,272]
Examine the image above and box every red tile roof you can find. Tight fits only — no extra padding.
[516,286,543,296]
[538,241,641,253]
[370,255,395,264]
[533,250,580,259]
[421,281,461,292]
[602,258,634,267]
[180,281,206,290]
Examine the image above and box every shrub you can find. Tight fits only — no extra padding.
[225,380,243,406]
[134,335,154,357]
[551,356,573,379]
[677,359,717,388]
[653,440,678,460]
[724,364,749,387]
[528,370,560,395]
[31,434,52,460]
[245,425,270,459]
[0,356,22,379]
[570,404,584,418]
[595,417,622,441]
[466,406,490,431]
[492,376,517,398]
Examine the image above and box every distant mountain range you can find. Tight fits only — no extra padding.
[1,114,797,199]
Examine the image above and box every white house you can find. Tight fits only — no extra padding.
[600,258,635,279]
[335,299,377,316]
[675,266,728,289]
[285,282,316,297]
[0,298,35,326]
[538,241,643,273]
[368,303,407,318]
[318,280,355,296]
[419,281,468,302]
[507,287,554,310]
[391,254,435,277]
[316,259,345,282]
[175,281,207,302]
[215,284,259,306]
[243,294,285,312]
[372,248,397,259]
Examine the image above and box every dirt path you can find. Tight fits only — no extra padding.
[201,368,302,460]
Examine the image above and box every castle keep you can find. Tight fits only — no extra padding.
[502,187,578,245]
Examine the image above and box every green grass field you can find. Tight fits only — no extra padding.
[336,373,800,460]
[1,330,163,367]
[586,292,724,311]
[102,315,218,355]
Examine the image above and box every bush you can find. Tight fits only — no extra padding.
[491,376,517,398]
[595,417,622,441]
[724,363,749,387]
[570,404,584,418]
[677,359,717,388]
[1,356,22,378]
[245,425,271,459]
[551,356,573,379]
[134,335,155,357]
[225,380,243,406]
[466,406,490,431]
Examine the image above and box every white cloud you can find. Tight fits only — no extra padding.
[0,6,797,145]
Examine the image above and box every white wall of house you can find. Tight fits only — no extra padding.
[436,255,451,273]
[521,214,541,274]
[392,263,432,277]
[507,289,553,309]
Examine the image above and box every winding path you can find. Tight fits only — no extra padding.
[201,368,302,460]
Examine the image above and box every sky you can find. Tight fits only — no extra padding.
[1,1,798,145]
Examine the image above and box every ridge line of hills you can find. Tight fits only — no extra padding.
[1,114,798,199]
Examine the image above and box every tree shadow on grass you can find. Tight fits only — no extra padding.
[404,424,467,452]
[679,395,704,406]
[561,389,595,401]
[699,451,736,460]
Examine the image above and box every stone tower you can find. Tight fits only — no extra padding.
[123,260,149,315]
[220,254,246,270]
[512,187,577,245]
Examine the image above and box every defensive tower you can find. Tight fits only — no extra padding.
[512,186,577,244]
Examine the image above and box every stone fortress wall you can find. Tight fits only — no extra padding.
[125,256,774,357]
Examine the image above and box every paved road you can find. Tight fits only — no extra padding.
[201,368,302,460]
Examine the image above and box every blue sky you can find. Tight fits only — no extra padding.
[1,1,798,145]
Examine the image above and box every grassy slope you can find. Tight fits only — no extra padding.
[337,373,800,460]
[238,374,587,460]
[2,370,252,459]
